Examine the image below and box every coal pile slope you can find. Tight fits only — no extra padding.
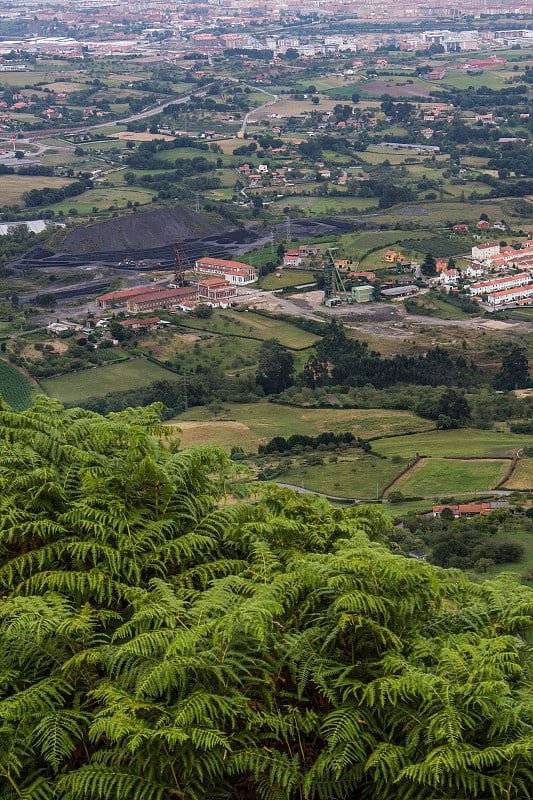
[57,207,228,255]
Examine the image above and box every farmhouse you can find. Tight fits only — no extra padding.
[433,501,509,518]
[283,250,303,267]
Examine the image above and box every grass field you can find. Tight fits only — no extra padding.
[389,457,509,496]
[503,459,533,490]
[0,175,75,205]
[173,403,433,450]
[258,271,316,290]
[369,200,508,228]
[440,70,514,90]
[179,310,320,350]
[45,186,155,214]
[0,361,34,411]
[277,453,405,499]
[274,196,377,214]
[40,358,178,404]
[373,429,533,459]
[338,229,435,260]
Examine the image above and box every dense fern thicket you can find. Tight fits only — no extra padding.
[0,396,532,800]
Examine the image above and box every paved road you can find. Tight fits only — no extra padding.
[276,482,513,504]
[239,86,279,136]
[16,84,214,145]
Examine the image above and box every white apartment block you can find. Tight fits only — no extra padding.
[469,272,532,296]
[471,242,500,260]
[489,283,533,306]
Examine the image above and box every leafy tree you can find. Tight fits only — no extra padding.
[255,338,295,394]
[193,303,214,318]
[494,345,529,390]
[0,398,532,800]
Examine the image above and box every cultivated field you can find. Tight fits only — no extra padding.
[388,457,509,497]
[358,78,435,98]
[40,358,178,404]
[0,361,34,411]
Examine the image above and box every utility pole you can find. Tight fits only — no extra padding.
[182,372,189,411]
[195,191,200,213]
[286,216,291,242]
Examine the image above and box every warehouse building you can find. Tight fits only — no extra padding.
[96,285,166,310]
[126,286,197,313]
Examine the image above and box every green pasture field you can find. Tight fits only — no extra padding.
[40,358,177,404]
[373,429,533,459]
[173,403,433,451]
[0,361,34,411]
[80,140,128,153]
[389,457,509,497]
[179,310,320,350]
[356,147,449,166]
[381,498,434,518]
[274,195,377,214]
[368,200,508,228]
[0,71,66,87]
[0,175,76,205]
[45,186,155,215]
[141,330,260,374]
[440,70,515,91]
[444,182,491,198]
[39,152,87,168]
[258,270,316,290]
[103,167,171,185]
[275,453,406,499]
[337,229,434,259]
[295,77,349,92]
[503,459,533,490]
[153,147,228,164]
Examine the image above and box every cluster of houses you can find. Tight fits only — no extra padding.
[0,88,108,132]
[464,240,533,307]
